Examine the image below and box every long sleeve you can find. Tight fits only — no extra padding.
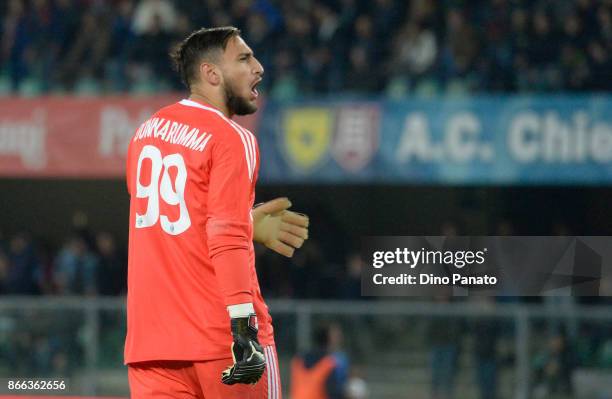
[206,134,255,306]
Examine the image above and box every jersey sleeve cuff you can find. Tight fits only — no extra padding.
[227,302,255,318]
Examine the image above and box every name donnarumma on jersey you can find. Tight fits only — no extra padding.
[133,117,211,152]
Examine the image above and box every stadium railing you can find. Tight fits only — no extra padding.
[0,298,610,399]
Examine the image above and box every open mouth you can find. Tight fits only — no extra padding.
[250,80,261,99]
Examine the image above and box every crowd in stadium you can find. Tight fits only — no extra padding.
[0,214,609,303]
[1,211,611,394]
[0,218,360,298]
[0,228,125,296]
[1,0,611,96]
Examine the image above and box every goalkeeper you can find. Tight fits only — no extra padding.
[125,27,308,399]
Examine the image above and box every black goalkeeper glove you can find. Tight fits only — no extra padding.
[221,314,266,385]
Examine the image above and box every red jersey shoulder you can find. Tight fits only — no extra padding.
[173,100,259,176]
[173,100,241,140]
[209,119,258,183]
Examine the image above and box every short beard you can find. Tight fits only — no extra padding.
[223,80,257,116]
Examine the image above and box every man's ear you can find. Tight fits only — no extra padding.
[199,62,221,86]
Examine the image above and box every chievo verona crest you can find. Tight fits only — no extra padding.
[330,105,380,173]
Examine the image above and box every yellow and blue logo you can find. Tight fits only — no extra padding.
[282,107,333,172]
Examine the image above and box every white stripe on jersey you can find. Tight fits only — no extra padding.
[265,346,280,399]
[228,119,257,180]
[178,99,257,181]
[265,346,272,399]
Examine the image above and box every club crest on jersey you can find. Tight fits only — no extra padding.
[331,105,380,172]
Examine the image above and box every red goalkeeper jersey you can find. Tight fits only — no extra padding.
[124,98,273,364]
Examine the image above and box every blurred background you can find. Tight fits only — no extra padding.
[1,0,611,398]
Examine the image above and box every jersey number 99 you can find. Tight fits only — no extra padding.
[135,145,191,235]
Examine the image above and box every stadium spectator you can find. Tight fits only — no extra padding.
[2,0,30,92]
[53,235,99,295]
[256,243,294,298]
[71,210,96,252]
[533,330,576,398]
[290,322,350,399]
[440,8,481,91]
[586,40,611,91]
[345,44,380,93]
[131,0,178,35]
[5,233,42,295]
[28,0,58,92]
[471,297,501,399]
[390,20,438,79]
[129,12,175,88]
[269,48,299,100]
[106,0,136,91]
[372,0,402,38]
[57,6,112,91]
[339,251,363,299]
[95,232,126,296]
[289,240,330,298]
[427,295,464,399]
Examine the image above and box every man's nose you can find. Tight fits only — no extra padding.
[254,58,264,76]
